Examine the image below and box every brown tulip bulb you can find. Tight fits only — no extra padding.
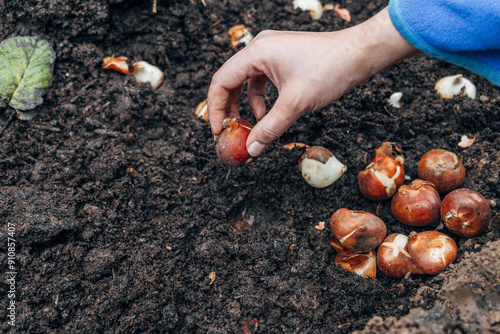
[391,179,441,226]
[441,188,491,238]
[358,142,405,201]
[216,118,253,166]
[330,208,387,254]
[335,250,377,278]
[417,149,465,194]
[407,231,458,275]
[377,233,423,278]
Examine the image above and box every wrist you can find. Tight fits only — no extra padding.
[354,7,420,78]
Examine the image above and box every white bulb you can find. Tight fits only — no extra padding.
[293,0,324,20]
[133,61,164,89]
[299,147,347,188]
[435,74,476,99]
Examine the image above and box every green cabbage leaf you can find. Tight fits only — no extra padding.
[0,36,56,113]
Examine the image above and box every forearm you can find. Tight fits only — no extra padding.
[339,7,420,89]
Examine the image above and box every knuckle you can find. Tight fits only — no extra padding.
[256,29,275,39]
[210,71,222,86]
[260,125,281,141]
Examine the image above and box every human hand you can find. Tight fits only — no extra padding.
[208,7,419,157]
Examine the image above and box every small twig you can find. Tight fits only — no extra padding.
[209,20,221,30]
[31,123,61,132]
[152,0,157,13]
[70,80,96,103]
[200,0,206,6]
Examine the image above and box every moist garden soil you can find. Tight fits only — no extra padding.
[1,0,499,333]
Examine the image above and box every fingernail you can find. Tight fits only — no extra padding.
[247,141,265,157]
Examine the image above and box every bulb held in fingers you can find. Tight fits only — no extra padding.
[216,118,253,166]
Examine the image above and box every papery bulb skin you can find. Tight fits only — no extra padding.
[330,208,386,254]
[441,188,491,238]
[407,231,458,275]
[377,233,423,278]
[418,149,465,194]
[435,74,476,99]
[335,250,377,278]
[391,179,441,227]
[216,118,253,166]
[358,142,405,201]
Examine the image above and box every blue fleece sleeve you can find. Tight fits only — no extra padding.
[388,0,500,86]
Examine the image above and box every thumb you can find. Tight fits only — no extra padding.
[246,95,303,157]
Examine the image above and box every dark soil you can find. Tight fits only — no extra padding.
[1,0,499,333]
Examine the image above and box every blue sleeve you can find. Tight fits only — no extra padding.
[388,0,500,86]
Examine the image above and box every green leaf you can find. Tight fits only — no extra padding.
[0,36,56,112]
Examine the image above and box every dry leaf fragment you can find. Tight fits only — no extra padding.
[228,25,253,49]
[293,0,324,20]
[333,4,351,22]
[102,56,133,74]
[315,221,326,230]
[209,271,216,284]
[458,135,476,148]
[284,142,310,150]
[195,99,209,120]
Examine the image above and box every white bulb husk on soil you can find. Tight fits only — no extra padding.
[133,61,164,89]
[435,74,476,99]
[388,92,403,108]
[293,0,324,20]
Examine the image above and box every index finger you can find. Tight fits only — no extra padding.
[207,50,264,135]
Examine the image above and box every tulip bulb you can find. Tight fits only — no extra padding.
[358,142,405,201]
[293,0,324,20]
[391,179,441,226]
[216,118,253,166]
[299,146,347,188]
[435,74,476,99]
[441,188,491,238]
[330,208,386,254]
[132,61,163,89]
[417,149,465,194]
[407,231,458,275]
[377,233,423,278]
